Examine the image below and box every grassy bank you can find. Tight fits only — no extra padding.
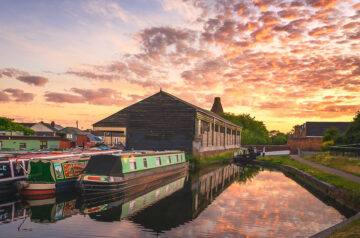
[303,152,360,177]
[187,152,234,169]
[327,217,360,238]
[258,155,360,203]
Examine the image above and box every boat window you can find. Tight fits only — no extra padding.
[0,162,11,179]
[19,143,26,150]
[156,157,161,166]
[176,155,179,163]
[130,159,137,171]
[143,158,148,168]
[166,156,171,164]
[40,141,47,149]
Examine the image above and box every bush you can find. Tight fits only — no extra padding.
[322,140,334,151]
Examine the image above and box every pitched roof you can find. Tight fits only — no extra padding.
[94,91,240,128]
[18,123,36,128]
[305,122,350,137]
[56,127,86,135]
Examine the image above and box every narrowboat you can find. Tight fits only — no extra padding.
[0,154,29,195]
[77,150,188,196]
[18,150,122,199]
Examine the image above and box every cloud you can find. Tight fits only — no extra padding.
[306,0,338,9]
[44,88,142,106]
[16,75,49,86]
[0,68,26,78]
[0,88,34,103]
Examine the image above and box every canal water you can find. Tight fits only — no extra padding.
[0,164,352,238]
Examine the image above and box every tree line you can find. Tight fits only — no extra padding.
[0,117,35,135]
[220,113,287,145]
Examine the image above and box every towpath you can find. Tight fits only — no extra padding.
[290,155,360,184]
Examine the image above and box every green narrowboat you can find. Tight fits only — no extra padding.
[77,150,188,196]
[19,150,123,199]
[19,156,89,199]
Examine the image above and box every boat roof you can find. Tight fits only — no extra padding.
[113,150,184,157]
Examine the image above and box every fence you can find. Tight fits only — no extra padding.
[329,144,360,157]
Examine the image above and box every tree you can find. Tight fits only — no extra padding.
[344,111,360,144]
[323,127,340,142]
[0,117,35,135]
[220,113,270,145]
[270,131,287,145]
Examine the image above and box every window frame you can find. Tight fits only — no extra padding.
[156,157,161,166]
[143,158,148,168]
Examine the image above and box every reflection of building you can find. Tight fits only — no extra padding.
[93,91,241,157]
[129,164,257,233]
[287,122,350,153]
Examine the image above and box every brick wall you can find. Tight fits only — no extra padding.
[287,137,322,154]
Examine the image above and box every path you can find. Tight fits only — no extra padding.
[290,155,360,184]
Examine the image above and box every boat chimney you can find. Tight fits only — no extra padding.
[211,97,224,115]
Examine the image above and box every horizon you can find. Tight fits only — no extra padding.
[1,0,359,132]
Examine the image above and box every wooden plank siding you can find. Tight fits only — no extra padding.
[94,92,196,153]
[93,91,242,156]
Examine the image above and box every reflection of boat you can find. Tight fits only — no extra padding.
[129,164,257,233]
[78,151,188,196]
[24,192,79,223]
[0,196,28,225]
[18,150,122,199]
[82,175,187,222]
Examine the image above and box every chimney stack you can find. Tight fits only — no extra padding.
[211,97,224,115]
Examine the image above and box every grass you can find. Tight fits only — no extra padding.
[327,217,360,238]
[186,152,234,164]
[303,152,360,177]
[258,155,360,201]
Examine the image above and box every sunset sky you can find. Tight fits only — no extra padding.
[0,0,359,132]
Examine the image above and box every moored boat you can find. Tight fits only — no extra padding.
[77,150,188,196]
[18,150,122,199]
[0,154,29,195]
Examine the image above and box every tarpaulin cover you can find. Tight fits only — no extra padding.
[83,155,123,177]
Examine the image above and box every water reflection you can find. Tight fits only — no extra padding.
[0,164,351,238]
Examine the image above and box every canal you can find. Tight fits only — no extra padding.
[0,164,354,237]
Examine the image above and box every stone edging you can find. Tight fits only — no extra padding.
[309,212,360,238]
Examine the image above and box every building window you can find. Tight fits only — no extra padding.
[19,143,26,150]
[40,141,47,149]
[166,156,171,164]
[143,158,148,168]
[175,155,179,163]
[156,157,161,166]
[130,159,137,171]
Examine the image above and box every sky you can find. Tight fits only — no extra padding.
[0,0,359,132]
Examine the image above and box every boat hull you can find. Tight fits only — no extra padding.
[78,162,188,196]
[19,180,77,199]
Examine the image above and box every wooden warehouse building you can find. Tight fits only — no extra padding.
[93,91,242,157]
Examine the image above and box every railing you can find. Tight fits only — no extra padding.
[329,144,360,157]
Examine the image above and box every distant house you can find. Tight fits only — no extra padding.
[0,135,69,151]
[93,90,242,157]
[19,121,63,136]
[287,122,351,154]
